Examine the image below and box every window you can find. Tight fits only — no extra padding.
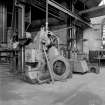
[99,0,105,6]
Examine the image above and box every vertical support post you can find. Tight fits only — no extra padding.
[67,0,73,58]
[18,4,25,74]
[81,30,83,52]
[0,2,7,43]
[30,6,31,24]
[21,5,25,74]
[46,0,48,32]
[2,5,5,42]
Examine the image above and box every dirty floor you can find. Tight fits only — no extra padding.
[0,63,105,105]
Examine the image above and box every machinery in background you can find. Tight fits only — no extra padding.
[69,51,100,74]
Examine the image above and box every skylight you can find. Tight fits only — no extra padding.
[99,0,105,6]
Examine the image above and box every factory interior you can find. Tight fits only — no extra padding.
[1,0,105,105]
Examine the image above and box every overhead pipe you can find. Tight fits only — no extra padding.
[48,0,93,27]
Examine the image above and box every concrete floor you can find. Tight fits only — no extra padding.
[0,64,105,105]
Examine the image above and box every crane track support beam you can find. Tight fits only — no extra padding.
[48,0,92,27]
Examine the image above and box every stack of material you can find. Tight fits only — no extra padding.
[0,63,17,81]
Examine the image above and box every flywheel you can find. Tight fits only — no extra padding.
[50,56,72,80]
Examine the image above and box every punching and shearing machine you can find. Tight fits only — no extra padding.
[24,27,72,84]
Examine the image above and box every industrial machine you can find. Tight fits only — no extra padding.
[24,27,72,84]
[6,1,100,84]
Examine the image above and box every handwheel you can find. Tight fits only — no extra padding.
[50,56,72,80]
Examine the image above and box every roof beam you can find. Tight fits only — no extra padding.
[48,0,92,27]
[79,5,105,14]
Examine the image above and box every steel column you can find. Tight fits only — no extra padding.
[0,2,7,43]
[18,4,25,74]
[21,5,25,74]
[67,0,73,58]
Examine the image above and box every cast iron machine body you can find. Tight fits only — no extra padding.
[24,27,72,84]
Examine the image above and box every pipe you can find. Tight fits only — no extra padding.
[46,0,48,31]
[21,5,25,73]
[16,3,25,73]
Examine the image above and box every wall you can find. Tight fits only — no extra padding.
[83,27,101,54]
[51,25,67,45]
